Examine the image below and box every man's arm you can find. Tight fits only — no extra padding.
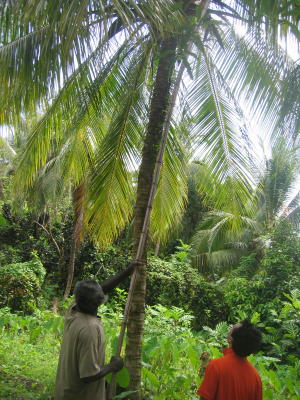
[100,261,142,293]
[81,356,124,383]
[196,360,217,400]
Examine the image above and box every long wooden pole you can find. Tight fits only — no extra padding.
[107,59,186,400]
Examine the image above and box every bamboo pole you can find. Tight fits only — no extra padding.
[107,59,186,400]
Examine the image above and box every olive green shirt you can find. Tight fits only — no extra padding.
[54,305,105,400]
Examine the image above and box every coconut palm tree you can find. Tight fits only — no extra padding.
[0,135,16,197]
[1,1,299,397]
[191,141,300,274]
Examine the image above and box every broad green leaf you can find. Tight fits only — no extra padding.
[116,367,130,388]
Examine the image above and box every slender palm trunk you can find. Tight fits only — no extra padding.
[154,240,160,257]
[125,36,178,399]
[63,183,85,299]
[63,237,78,299]
[0,179,3,198]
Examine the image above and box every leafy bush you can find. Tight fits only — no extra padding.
[0,244,21,266]
[255,356,300,400]
[0,307,64,341]
[189,279,229,330]
[0,253,46,313]
[223,221,300,323]
[0,311,60,399]
[77,244,132,285]
[261,289,300,362]
[147,256,228,330]
[223,276,265,321]
[145,304,194,336]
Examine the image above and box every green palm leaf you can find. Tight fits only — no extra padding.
[85,43,152,246]
[12,37,144,191]
[187,46,255,217]
[150,125,189,243]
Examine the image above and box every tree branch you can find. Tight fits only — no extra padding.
[35,221,62,257]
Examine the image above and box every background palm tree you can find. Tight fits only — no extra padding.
[191,141,300,274]
[0,136,16,197]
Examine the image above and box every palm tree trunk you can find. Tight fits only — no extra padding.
[63,183,85,299]
[154,240,160,257]
[63,237,78,299]
[0,179,3,198]
[125,36,178,399]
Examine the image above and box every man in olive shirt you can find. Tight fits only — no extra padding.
[55,263,139,400]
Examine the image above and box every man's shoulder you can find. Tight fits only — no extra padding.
[205,355,223,373]
[209,354,224,366]
[67,311,102,334]
[77,313,102,330]
[74,316,103,343]
[206,351,234,370]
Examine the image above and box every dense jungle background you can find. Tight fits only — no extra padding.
[1,164,300,399]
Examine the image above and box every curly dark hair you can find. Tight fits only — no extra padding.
[231,319,262,357]
[74,280,107,314]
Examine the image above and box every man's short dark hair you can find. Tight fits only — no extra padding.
[231,319,262,357]
[74,280,107,314]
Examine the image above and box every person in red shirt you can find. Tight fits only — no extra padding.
[197,319,262,400]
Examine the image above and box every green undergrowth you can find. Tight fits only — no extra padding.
[0,333,59,399]
[0,304,299,400]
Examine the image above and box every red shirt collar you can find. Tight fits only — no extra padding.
[223,347,247,359]
[223,347,234,355]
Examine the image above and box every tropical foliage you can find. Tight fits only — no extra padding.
[191,141,300,273]
[0,290,299,400]
[1,1,298,246]
[0,0,300,398]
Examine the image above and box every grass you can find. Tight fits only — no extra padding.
[0,332,59,399]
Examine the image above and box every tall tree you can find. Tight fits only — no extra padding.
[125,35,179,392]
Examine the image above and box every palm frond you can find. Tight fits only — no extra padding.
[212,26,293,137]
[192,210,257,253]
[262,142,300,223]
[187,45,256,217]
[285,206,300,229]
[0,136,16,160]
[192,248,246,274]
[275,65,300,145]
[85,42,152,247]
[227,0,300,42]
[286,190,300,211]
[150,125,189,243]
[12,37,145,192]
[0,0,186,123]
[0,2,150,124]
[23,157,69,212]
